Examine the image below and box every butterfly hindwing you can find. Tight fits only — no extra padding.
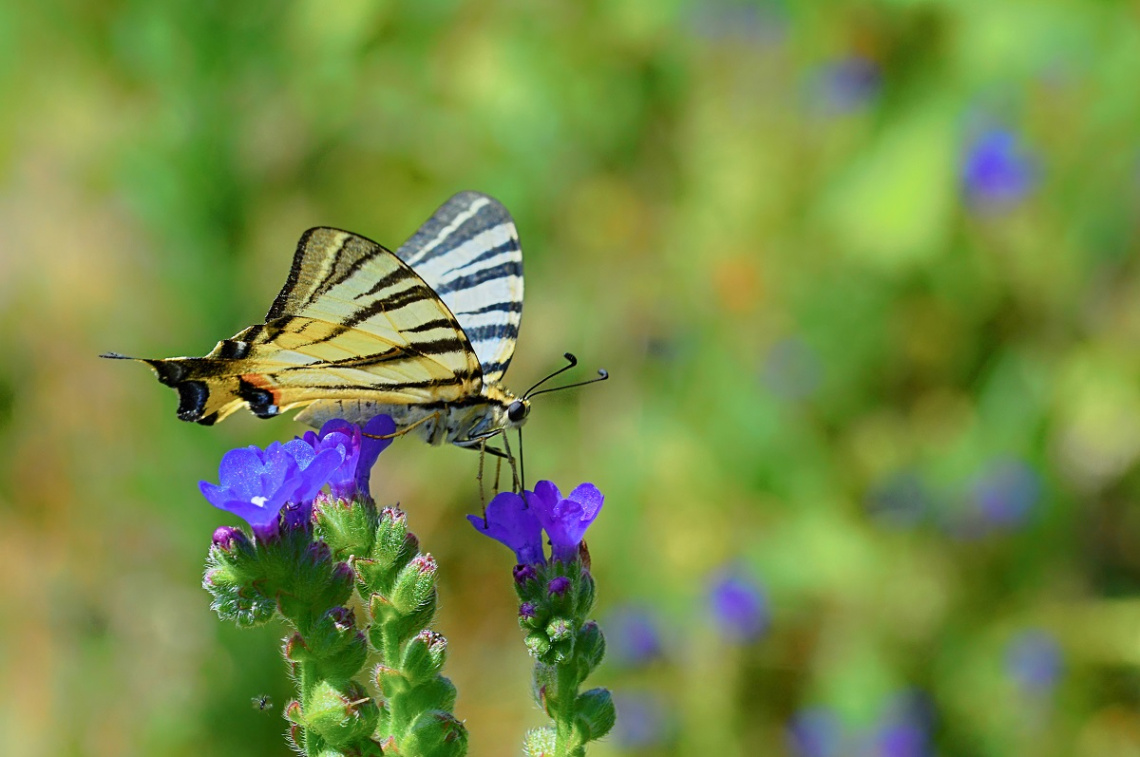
[396,192,523,385]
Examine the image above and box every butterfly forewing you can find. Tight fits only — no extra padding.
[396,192,523,385]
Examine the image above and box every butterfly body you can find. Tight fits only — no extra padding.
[295,384,526,447]
[107,192,529,450]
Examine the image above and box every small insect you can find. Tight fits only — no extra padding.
[252,694,274,711]
[104,192,605,490]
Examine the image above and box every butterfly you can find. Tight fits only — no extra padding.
[104,192,598,487]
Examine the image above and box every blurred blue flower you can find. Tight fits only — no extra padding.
[708,566,769,642]
[817,55,882,112]
[972,458,1041,529]
[199,439,343,541]
[604,605,664,667]
[788,707,842,757]
[961,128,1037,207]
[527,481,605,562]
[468,491,545,565]
[612,692,669,750]
[301,415,395,500]
[763,337,823,401]
[1006,629,1063,693]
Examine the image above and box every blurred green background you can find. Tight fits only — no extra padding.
[3,1,1140,755]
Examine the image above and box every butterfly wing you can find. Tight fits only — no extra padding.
[117,228,482,425]
[396,191,523,385]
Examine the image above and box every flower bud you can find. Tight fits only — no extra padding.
[401,710,468,757]
[547,576,571,597]
[575,621,605,681]
[513,564,538,587]
[400,630,448,685]
[525,631,551,658]
[391,554,438,615]
[316,496,378,561]
[211,526,251,554]
[573,688,616,743]
[575,568,596,615]
[303,681,378,744]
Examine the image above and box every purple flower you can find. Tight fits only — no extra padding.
[788,708,842,757]
[547,576,571,597]
[962,128,1036,208]
[301,415,395,500]
[709,566,768,642]
[874,693,933,757]
[612,693,669,750]
[817,55,882,113]
[527,481,605,562]
[605,606,664,667]
[1006,629,1063,693]
[973,458,1041,529]
[467,491,545,565]
[199,439,343,541]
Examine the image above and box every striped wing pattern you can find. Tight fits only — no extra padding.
[134,227,482,425]
[396,192,523,385]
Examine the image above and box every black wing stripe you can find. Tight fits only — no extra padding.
[433,262,520,296]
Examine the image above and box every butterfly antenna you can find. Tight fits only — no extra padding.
[525,368,609,399]
[523,353,579,398]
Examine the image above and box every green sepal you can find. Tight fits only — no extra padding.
[302,681,380,747]
[574,568,596,617]
[406,676,459,715]
[315,495,378,561]
[573,688,616,744]
[574,621,605,683]
[400,630,448,685]
[532,663,559,712]
[401,710,468,757]
[204,570,276,627]
[523,726,557,757]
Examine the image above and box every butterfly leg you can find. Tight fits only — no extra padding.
[364,411,441,441]
[500,432,521,494]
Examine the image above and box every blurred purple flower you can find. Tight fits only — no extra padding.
[612,692,669,750]
[875,692,934,757]
[199,439,343,541]
[709,566,768,642]
[605,605,664,667]
[818,55,882,112]
[961,128,1037,208]
[1006,629,1063,693]
[763,337,823,401]
[301,415,394,500]
[973,458,1041,528]
[527,481,605,562]
[468,491,545,565]
[788,708,842,757]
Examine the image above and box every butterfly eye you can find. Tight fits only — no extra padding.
[508,400,529,423]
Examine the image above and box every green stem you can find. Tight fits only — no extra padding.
[553,656,580,757]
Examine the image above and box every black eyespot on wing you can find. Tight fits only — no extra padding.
[147,359,187,386]
[175,380,210,421]
[238,378,278,418]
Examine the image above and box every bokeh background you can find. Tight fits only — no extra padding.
[3,1,1140,755]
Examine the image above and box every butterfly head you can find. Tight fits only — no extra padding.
[506,398,531,427]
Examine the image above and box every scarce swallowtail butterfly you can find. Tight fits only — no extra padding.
[104,192,605,482]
